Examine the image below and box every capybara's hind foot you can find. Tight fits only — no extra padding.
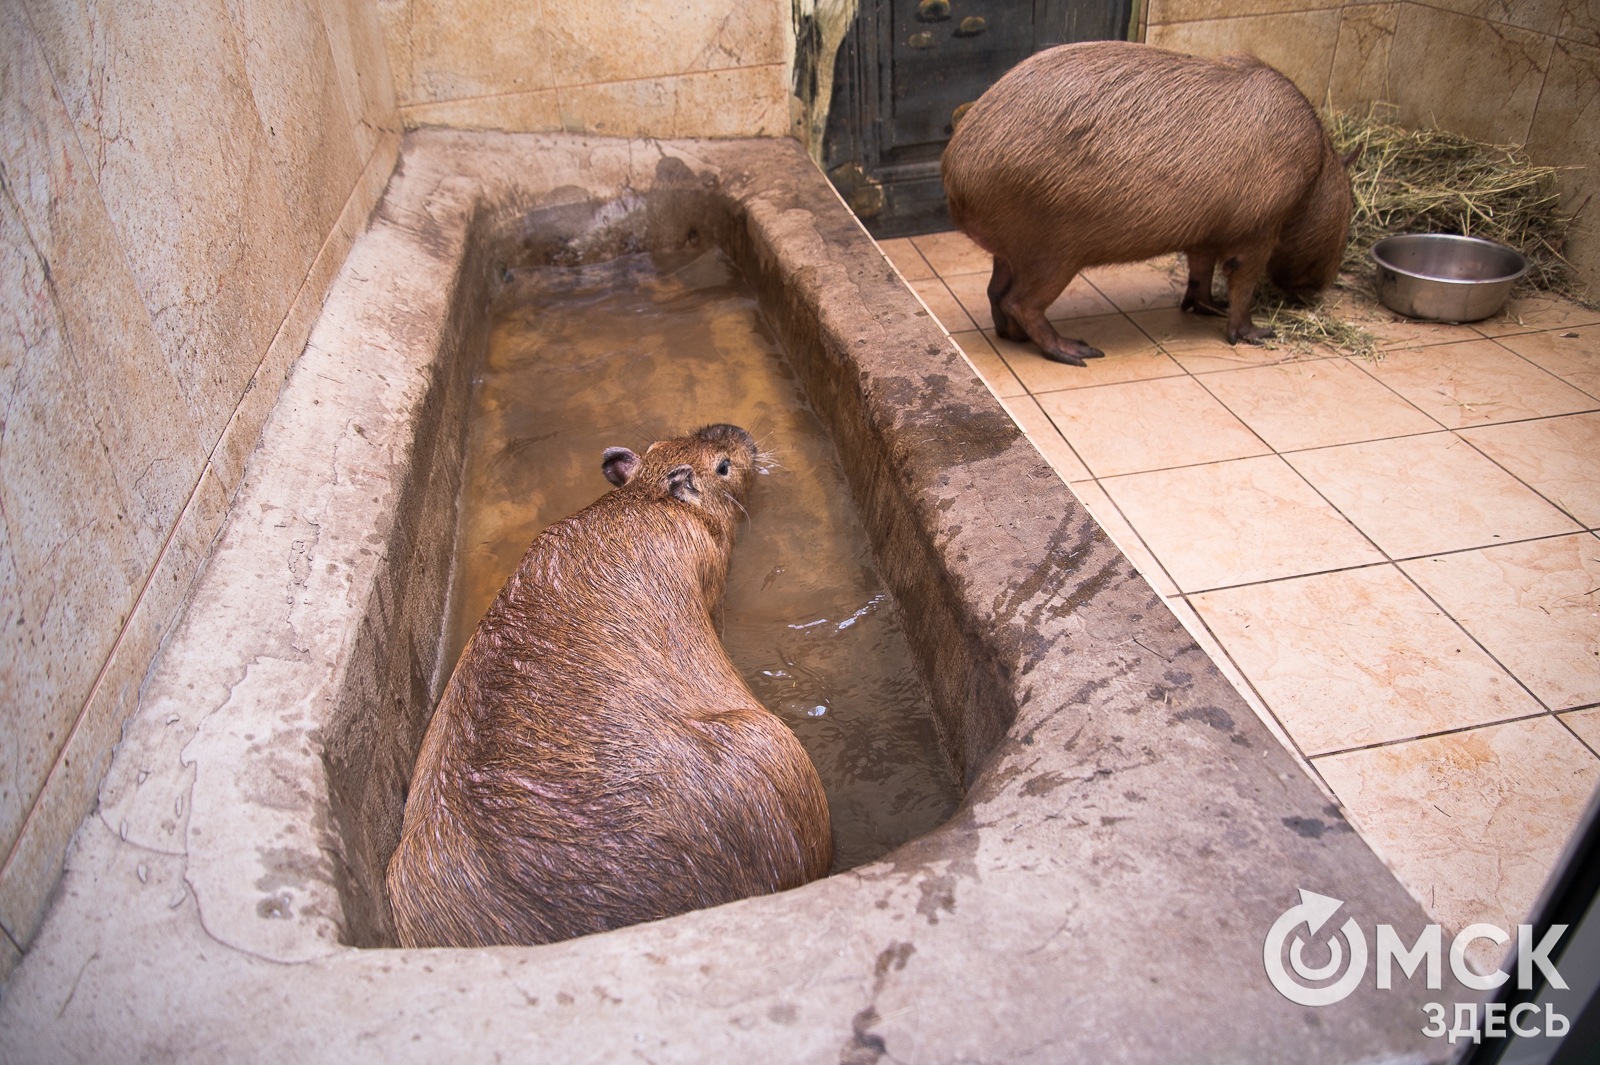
[1227,324,1275,346]
[1042,341,1106,366]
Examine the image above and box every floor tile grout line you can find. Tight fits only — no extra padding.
[1183,366,1396,567]
[1170,589,1345,807]
[1446,422,1598,534]
[1075,474,1185,599]
[889,239,937,282]
[1389,561,1553,714]
[1555,713,1600,761]
[1483,329,1600,404]
[1351,327,1600,423]
[917,236,1600,845]
[1312,708,1582,762]
[1169,527,1600,597]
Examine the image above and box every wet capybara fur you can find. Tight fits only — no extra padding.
[386,424,833,948]
[942,41,1356,365]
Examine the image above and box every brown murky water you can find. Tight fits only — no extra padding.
[443,248,961,872]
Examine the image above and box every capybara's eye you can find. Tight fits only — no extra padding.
[716,458,731,476]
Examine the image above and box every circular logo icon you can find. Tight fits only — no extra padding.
[1263,889,1368,1006]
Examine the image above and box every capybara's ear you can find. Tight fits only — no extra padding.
[666,464,701,503]
[602,447,640,486]
[1341,144,1364,170]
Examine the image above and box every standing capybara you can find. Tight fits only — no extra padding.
[386,424,833,948]
[942,41,1356,365]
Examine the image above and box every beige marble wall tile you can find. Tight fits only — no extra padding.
[556,65,790,139]
[1146,9,1343,105]
[1558,0,1600,46]
[225,0,366,273]
[401,89,562,132]
[999,395,1095,483]
[1523,38,1599,197]
[26,0,307,453]
[1196,565,1542,755]
[0,4,238,874]
[1101,455,1385,590]
[0,465,232,947]
[1066,480,1179,595]
[1386,5,1553,145]
[0,171,142,867]
[1460,412,1600,528]
[908,230,989,277]
[318,0,401,159]
[1516,35,1600,295]
[1401,533,1600,710]
[1315,717,1600,970]
[380,0,554,104]
[949,331,1027,399]
[1418,0,1564,37]
[877,237,933,282]
[544,0,786,88]
[1148,0,1345,23]
[1037,375,1269,477]
[1287,431,1582,557]
[1199,356,1440,451]
[992,317,1181,394]
[1327,3,1398,108]
[209,130,402,497]
[1360,338,1595,427]
[0,6,206,557]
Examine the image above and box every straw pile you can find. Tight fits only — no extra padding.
[1331,106,1577,291]
[1254,106,1586,357]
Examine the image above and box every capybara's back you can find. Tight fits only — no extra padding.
[942,41,1352,362]
[386,424,833,948]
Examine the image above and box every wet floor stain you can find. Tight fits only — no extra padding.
[445,248,962,872]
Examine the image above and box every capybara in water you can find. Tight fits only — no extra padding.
[942,41,1356,365]
[386,424,833,948]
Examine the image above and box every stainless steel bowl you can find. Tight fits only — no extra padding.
[1370,233,1529,322]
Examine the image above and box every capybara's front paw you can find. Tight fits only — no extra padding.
[1228,324,1276,346]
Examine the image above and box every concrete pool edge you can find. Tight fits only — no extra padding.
[0,131,1451,1063]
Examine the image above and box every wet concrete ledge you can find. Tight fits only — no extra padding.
[0,131,1451,1062]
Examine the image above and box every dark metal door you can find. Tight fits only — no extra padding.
[824,0,1135,237]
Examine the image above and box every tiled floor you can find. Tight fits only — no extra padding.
[883,229,1600,971]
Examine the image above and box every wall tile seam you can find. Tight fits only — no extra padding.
[0,2,213,895]
[1403,0,1565,40]
[400,61,790,108]
[1146,8,1348,28]
[0,128,402,945]
[0,455,215,916]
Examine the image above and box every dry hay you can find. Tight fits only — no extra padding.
[1253,105,1587,358]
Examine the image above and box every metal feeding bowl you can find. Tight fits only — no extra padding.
[1370,233,1529,322]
